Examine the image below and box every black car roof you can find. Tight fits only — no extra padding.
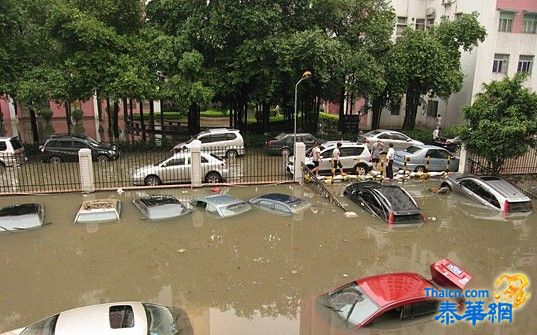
[46,133,90,140]
[345,182,419,214]
[0,203,42,217]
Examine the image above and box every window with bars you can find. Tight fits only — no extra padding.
[499,11,514,32]
[396,17,407,36]
[427,101,439,117]
[426,17,435,28]
[518,55,534,74]
[416,19,426,31]
[523,13,537,34]
[390,103,401,116]
[492,54,509,74]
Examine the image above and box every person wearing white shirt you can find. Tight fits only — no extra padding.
[386,144,395,179]
[432,127,440,141]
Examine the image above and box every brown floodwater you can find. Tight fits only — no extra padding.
[0,181,535,334]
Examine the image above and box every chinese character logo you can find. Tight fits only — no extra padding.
[494,273,530,309]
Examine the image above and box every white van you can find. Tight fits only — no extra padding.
[172,129,245,158]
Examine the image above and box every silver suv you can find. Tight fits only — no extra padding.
[287,141,372,175]
[172,128,244,158]
[132,152,228,185]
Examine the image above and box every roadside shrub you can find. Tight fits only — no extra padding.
[401,129,432,144]
[201,109,229,117]
[37,108,53,123]
[71,109,83,123]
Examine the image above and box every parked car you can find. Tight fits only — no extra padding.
[190,194,251,218]
[172,128,244,158]
[318,258,472,328]
[249,193,311,216]
[265,133,321,156]
[0,302,193,335]
[344,181,426,225]
[74,199,122,223]
[133,195,192,220]
[287,142,372,176]
[393,144,459,172]
[0,137,26,167]
[0,203,44,232]
[440,174,534,214]
[40,134,119,163]
[132,152,227,186]
[357,129,423,151]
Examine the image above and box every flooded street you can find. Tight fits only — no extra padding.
[0,181,535,334]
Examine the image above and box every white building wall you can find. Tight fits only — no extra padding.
[375,0,537,130]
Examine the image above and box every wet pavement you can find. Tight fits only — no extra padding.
[0,181,535,334]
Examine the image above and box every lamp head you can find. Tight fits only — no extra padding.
[302,71,312,79]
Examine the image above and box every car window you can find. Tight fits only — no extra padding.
[45,140,60,148]
[201,156,208,163]
[226,133,237,140]
[0,142,7,151]
[10,138,23,150]
[434,149,451,159]
[257,200,275,209]
[401,300,439,319]
[340,147,364,156]
[71,141,88,149]
[359,191,385,217]
[20,314,59,335]
[460,180,500,208]
[378,133,392,140]
[109,305,135,329]
[211,134,228,142]
[391,133,409,141]
[165,158,186,166]
[404,146,422,154]
[321,148,334,159]
[304,135,315,142]
[198,136,211,143]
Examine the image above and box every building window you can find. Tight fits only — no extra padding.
[440,15,448,22]
[455,12,463,20]
[415,19,426,31]
[492,54,509,74]
[518,55,534,74]
[390,103,401,116]
[523,13,537,34]
[426,17,435,28]
[396,17,407,36]
[427,101,439,117]
[499,11,514,32]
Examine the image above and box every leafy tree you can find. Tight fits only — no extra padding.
[462,73,537,174]
[393,13,486,130]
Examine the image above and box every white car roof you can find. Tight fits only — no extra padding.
[77,199,120,214]
[207,128,240,133]
[54,302,147,335]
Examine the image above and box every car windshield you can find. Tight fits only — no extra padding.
[365,130,381,137]
[287,197,310,211]
[327,282,380,326]
[10,137,23,150]
[143,303,192,335]
[0,204,43,231]
[219,202,251,217]
[20,314,59,335]
[185,137,195,144]
[76,211,118,223]
[147,203,190,220]
[403,146,422,154]
[85,137,101,147]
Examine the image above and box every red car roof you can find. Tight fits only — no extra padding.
[357,272,435,308]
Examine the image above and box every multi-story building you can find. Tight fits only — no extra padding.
[374,0,537,129]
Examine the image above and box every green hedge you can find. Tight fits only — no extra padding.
[200,109,229,117]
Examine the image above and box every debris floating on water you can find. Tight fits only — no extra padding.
[176,249,186,253]
[344,212,358,218]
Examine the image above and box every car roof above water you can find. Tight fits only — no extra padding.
[193,194,245,206]
[0,203,44,231]
[357,273,434,307]
[455,175,530,202]
[254,193,300,204]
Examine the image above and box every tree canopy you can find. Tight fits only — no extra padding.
[462,73,537,174]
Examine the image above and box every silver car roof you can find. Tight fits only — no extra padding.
[192,194,245,206]
[481,178,530,202]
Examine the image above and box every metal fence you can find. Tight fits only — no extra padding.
[0,147,293,194]
[468,148,537,175]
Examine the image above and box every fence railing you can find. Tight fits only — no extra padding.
[468,148,537,175]
[0,147,293,194]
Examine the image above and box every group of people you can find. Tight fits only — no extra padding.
[308,140,396,179]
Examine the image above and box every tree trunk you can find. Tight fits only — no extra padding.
[371,96,384,130]
[29,107,39,144]
[188,103,200,134]
[122,98,128,122]
[65,101,72,134]
[403,89,420,130]
[139,100,146,141]
[338,89,345,131]
[228,104,233,128]
[262,102,270,133]
[106,98,114,140]
[113,100,119,140]
[96,94,103,122]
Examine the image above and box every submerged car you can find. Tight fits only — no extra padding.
[344,181,426,225]
[0,203,44,231]
[0,301,192,335]
[393,144,459,172]
[318,259,472,328]
[190,194,251,218]
[249,193,311,216]
[133,195,192,220]
[132,152,227,186]
[440,174,533,215]
[74,199,122,223]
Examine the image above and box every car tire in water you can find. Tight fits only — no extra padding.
[205,171,222,183]
[281,148,291,157]
[415,166,426,173]
[96,155,109,162]
[144,175,162,186]
[226,149,238,159]
[354,163,368,175]
[49,156,62,164]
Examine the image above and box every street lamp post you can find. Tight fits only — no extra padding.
[293,71,312,164]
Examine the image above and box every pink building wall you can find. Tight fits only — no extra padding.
[0,98,9,121]
[497,0,537,33]
[49,99,95,118]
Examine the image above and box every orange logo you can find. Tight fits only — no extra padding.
[494,273,530,309]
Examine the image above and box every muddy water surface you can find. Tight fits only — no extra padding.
[0,182,535,334]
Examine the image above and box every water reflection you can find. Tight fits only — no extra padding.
[0,182,534,334]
